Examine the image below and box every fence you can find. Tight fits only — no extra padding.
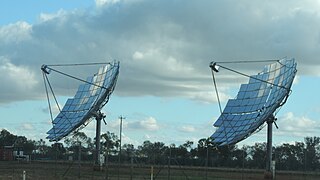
[0,160,320,180]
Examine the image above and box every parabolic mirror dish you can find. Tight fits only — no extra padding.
[46,61,120,141]
[211,58,297,146]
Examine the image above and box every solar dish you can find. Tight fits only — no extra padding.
[210,58,297,146]
[42,61,120,142]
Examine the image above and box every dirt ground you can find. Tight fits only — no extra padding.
[0,160,319,180]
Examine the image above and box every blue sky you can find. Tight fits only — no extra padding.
[0,0,319,148]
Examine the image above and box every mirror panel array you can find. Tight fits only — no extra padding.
[47,61,120,141]
[211,58,297,146]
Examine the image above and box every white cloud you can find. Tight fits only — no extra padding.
[0,0,319,104]
[276,112,320,137]
[140,117,159,130]
[132,51,144,60]
[0,58,37,89]
[179,125,196,133]
[21,123,34,131]
[39,9,68,22]
[0,57,39,103]
[0,21,32,43]
[127,117,160,131]
[95,0,144,8]
[188,90,231,104]
[103,116,160,132]
[95,0,120,7]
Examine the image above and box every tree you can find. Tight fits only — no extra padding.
[0,129,16,146]
[248,142,266,169]
[48,142,66,160]
[0,130,36,155]
[195,138,208,158]
[229,147,246,168]
[101,131,119,155]
[294,142,306,170]
[275,143,300,170]
[122,143,135,161]
[178,140,194,158]
[304,136,320,170]
[35,139,49,155]
[64,132,92,160]
[137,140,166,164]
[23,140,36,155]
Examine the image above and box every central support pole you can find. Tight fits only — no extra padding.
[95,117,102,165]
[266,120,272,172]
[265,115,275,179]
[94,111,105,171]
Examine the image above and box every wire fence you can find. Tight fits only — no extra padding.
[0,159,320,180]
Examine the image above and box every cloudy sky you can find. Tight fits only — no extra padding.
[1,0,319,147]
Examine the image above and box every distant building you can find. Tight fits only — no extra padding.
[0,146,29,161]
[0,146,14,161]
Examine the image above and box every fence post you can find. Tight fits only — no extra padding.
[272,161,276,179]
[22,170,26,180]
[151,165,154,180]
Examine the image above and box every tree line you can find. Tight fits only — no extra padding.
[1,129,319,171]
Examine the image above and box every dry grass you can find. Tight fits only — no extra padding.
[0,160,319,180]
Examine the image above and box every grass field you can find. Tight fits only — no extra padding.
[0,160,319,180]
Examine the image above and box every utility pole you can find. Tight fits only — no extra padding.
[118,115,125,180]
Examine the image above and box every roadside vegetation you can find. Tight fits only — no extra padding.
[1,129,320,171]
